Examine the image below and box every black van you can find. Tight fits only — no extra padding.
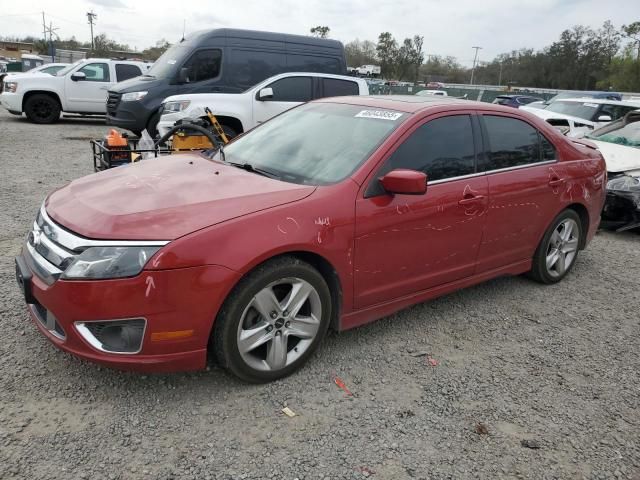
[106,28,347,135]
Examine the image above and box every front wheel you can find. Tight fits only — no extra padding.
[212,257,332,383]
[529,209,582,284]
[24,94,60,124]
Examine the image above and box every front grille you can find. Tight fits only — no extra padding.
[106,91,120,115]
[30,210,78,271]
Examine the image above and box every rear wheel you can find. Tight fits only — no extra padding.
[24,94,60,124]
[213,257,331,383]
[529,209,582,284]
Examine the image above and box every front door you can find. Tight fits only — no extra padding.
[65,62,112,112]
[353,113,488,309]
[252,76,312,126]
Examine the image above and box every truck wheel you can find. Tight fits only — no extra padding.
[24,94,61,124]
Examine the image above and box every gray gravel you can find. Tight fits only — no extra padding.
[1,109,639,480]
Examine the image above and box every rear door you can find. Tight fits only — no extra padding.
[252,76,313,125]
[475,113,564,273]
[64,61,112,112]
[353,112,488,308]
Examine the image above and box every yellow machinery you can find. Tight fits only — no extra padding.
[171,107,229,151]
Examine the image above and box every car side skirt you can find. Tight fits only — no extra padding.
[340,259,531,331]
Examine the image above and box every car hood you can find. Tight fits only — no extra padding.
[109,75,164,93]
[46,154,316,240]
[590,140,640,173]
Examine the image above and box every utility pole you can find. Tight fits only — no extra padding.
[42,12,47,42]
[470,46,482,85]
[87,11,97,51]
[44,21,59,62]
[498,61,503,87]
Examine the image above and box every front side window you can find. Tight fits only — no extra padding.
[371,115,476,193]
[480,115,543,170]
[183,49,222,83]
[115,64,142,82]
[221,103,406,185]
[78,63,110,82]
[264,77,312,102]
[322,78,359,97]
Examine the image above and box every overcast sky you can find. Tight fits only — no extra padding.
[1,0,638,65]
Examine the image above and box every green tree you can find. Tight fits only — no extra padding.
[310,26,330,38]
[376,32,398,78]
[345,39,377,67]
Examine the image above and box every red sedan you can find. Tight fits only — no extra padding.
[15,96,606,382]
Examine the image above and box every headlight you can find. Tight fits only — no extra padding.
[163,100,191,113]
[607,175,640,192]
[121,91,148,102]
[61,246,161,280]
[4,81,18,93]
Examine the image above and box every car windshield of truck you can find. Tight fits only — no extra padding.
[546,101,599,120]
[220,103,407,185]
[146,45,190,79]
[55,60,83,77]
[590,121,640,149]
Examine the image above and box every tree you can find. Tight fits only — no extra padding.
[142,39,171,60]
[376,32,398,78]
[310,26,330,38]
[345,39,377,67]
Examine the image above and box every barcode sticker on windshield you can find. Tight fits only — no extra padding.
[355,110,403,121]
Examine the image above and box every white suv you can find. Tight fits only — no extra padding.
[1,58,150,123]
[157,72,369,138]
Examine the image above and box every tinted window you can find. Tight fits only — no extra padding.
[540,133,556,161]
[599,104,638,121]
[184,49,222,82]
[322,78,359,97]
[482,115,541,170]
[287,55,341,74]
[264,77,312,102]
[230,49,286,91]
[368,115,476,196]
[78,62,109,82]
[115,64,142,82]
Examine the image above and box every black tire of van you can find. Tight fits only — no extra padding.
[24,94,61,124]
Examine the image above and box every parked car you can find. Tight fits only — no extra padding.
[521,98,640,137]
[15,96,605,382]
[416,89,448,97]
[427,82,445,88]
[157,72,369,138]
[0,58,149,123]
[0,63,69,93]
[526,90,623,109]
[355,64,381,76]
[106,28,348,136]
[492,94,543,108]
[585,111,640,231]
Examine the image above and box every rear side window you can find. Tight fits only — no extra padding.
[322,78,359,97]
[264,76,312,102]
[78,62,110,82]
[287,55,341,74]
[481,115,547,170]
[367,115,476,196]
[230,49,286,91]
[115,64,142,82]
[184,49,222,82]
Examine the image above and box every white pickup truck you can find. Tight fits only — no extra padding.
[157,72,369,138]
[355,64,381,76]
[0,58,149,123]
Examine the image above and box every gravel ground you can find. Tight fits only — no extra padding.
[0,109,639,480]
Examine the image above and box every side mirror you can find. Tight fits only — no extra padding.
[71,71,86,82]
[380,169,427,195]
[258,87,274,101]
[597,115,612,122]
[178,67,189,84]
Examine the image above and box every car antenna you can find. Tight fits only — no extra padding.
[181,19,186,42]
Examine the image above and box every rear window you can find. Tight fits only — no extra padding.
[322,78,359,97]
[480,115,544,170]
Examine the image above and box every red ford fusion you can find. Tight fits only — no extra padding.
[16,96,606,382]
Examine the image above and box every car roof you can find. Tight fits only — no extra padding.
[553,98,640,107]
[315,95,483,113]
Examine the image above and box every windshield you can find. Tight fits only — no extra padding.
[546,101,599,120]
[590,122,640,149]
[55,60,84,77]
[221,103,407,185]
[146,44,190,79]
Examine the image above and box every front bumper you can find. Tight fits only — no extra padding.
[106,94,155,133]
[16,246,239,373]
[1,91,22,112]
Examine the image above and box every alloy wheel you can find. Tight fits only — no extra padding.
[236,277,322,372]
[545,218,579,278]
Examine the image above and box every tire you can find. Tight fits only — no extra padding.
[24,94,61,124]
[213,257,332,383]
[529,209,582,284]
[145,108,162,139]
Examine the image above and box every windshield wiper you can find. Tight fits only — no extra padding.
[226,160,281,179]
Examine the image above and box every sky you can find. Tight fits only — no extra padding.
[0,0,639,65]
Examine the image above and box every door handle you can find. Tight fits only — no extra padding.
[99,86,109,90]
[458,195,485,206]
[548,177,565,187]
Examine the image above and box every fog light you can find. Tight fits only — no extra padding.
[76,318,146,354]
